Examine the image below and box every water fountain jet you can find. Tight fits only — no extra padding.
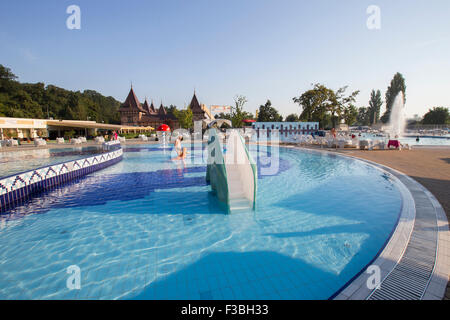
[386,92,406,139]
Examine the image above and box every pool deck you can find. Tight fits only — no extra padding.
[299,145,450,300]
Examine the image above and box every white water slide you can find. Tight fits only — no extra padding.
[206,129,257,213]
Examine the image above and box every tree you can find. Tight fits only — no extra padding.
[356,107,371,126]
[0,64,122,124]
[257,100,283,122]
[0,65,17,81]
[285,114,299,122]
[422,107,449,125]
[330,86,360,128]
[230,95,248,128]
[343,105,358,126]
[368,89,383,125]
[215,112,232,121]
[293,84,332,126]
[381,72,406,123]
[293,83,358,129]
[174,107,193,129]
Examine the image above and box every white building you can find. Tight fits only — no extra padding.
[251,122,319,141]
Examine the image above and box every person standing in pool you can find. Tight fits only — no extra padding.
[172,135,187,160]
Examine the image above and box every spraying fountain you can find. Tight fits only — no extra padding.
[386,92,406,139]
[156,124,171,149]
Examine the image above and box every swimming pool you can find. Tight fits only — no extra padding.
[0,146,105,178]
[0,144,403,300]
[361,133,450,146]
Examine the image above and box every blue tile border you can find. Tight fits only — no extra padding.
[0,147,123,212]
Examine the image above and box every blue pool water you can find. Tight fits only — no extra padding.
[0,144,402,300]
[362,133,450,146]
[0,146,105,178]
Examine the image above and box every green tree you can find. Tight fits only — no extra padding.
[257,100,283,122]
[293,84,333,127]
[368,89,383,125]
[343,104,358,126]
[422,107,449,125]
[285,114,299,122]
[330,86,360,128]
[174,107,193,129]
[293,83,358,129]
[0,65,17,81]
[215,112,232,121]
[356,107,371,126]
[0,64,122,124]
[381,72,406,123]
[230,95,249,128]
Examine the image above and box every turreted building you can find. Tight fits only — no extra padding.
[189,92,214,122]
[118,87,179,129]
[119,87,213,129]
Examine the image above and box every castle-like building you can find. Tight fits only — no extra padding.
[119,87,212,129]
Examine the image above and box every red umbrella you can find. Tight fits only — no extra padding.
[242,119,256,123]
[157,124,171,132]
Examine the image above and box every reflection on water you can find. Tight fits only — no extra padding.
[0,146,105,178]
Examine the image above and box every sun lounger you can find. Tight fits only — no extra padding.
[71,138,82,144]
[138,134,148,141]
[34,138,47,146]
[7,139,19,147]
[95,136,105,143]
[56,138,65,144]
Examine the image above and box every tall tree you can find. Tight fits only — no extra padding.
[343,105,359,126]
[381,72,406,123]
[257,100,283,122]
[0,65,18,81]
[368,89,383,125]
[422,107,449,125]
[356,107,371,126]
[330,86,360,128]
[230,95,248,128]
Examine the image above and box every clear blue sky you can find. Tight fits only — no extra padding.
[1,0,449,118]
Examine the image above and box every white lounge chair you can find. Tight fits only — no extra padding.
[56,137,65,144]
[7,139,19,147]
[95,136,105,143]
[138,134,148,141]
[71,138,82,145]
[34,138,47,146]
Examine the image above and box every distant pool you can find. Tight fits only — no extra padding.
[0,146,105,178]
[362,133,450,146]
[0,144,403,300]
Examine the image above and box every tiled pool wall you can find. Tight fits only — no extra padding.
[0,147,123,212]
